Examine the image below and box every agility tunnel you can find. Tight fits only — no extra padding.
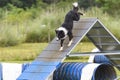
[92,55,112,64]
[53,62,116,80]
[88,48,112,64]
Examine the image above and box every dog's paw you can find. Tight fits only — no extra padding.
[68,40,73,47]
[59,47,63,51]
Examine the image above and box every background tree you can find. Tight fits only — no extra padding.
[42,0,60,4]
[96,0,120,15]
[78,0,120,16]
[0,0,37,9]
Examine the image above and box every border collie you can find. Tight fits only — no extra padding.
[55,2,83,51]
[55,27,73,51]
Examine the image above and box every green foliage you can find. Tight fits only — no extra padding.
[0,8,4,19]
[0,25,24,47]
[78,0,96,9]
[0,0,37,9]
[97,0,120,16]
[0,0,120,16]
[26,30,41,42]
[25,26,50,42]
[78,0,120,16]
[0,1,120,46]
[42,0,60,4]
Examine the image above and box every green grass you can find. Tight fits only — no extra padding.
[65,42,96,62]
[0,42,95,62]
[0,43,48,61]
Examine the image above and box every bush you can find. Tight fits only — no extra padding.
[42,0,60,4]
[25,22,56,42]
[0,26,24,46]
[26,30,41,42]
[78,0,96,9]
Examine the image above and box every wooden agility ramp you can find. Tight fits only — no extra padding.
[17,18,120,80]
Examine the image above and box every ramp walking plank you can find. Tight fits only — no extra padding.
[17,18,98,80]
[17,18,120,80]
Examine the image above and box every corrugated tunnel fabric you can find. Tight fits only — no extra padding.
[53,62,116,80]
[94,55,112,64]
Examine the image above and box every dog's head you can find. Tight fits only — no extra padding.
[55,29,65,41]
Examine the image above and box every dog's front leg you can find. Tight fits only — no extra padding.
[59,39,64,51]
[68,39,73,47]
[67,31,73,47]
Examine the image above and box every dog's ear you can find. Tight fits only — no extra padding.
[55,29,58,34]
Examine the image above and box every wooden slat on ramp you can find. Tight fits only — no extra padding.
[17,18,98,80]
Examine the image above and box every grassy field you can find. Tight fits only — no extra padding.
[0,42,96,62]
[0,43,48,62]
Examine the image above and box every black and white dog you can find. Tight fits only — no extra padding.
[55,27,72,51]
[55,2,83,51]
